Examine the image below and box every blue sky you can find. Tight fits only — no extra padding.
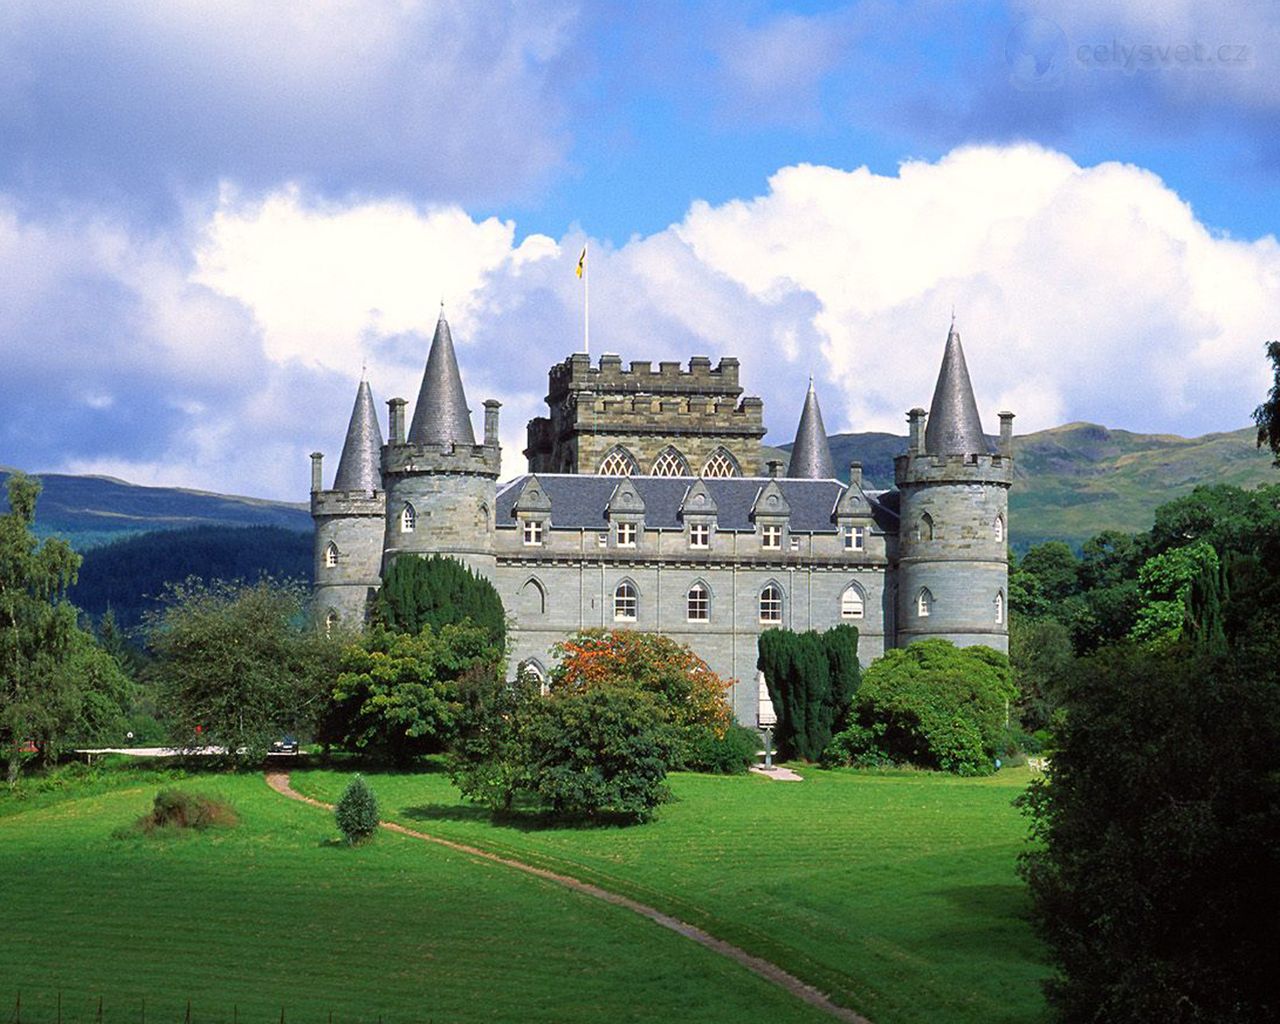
[2,0,1279,498]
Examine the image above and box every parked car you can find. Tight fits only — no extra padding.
[270,735,300,755]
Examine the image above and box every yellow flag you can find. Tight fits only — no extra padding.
[576,245,587,278]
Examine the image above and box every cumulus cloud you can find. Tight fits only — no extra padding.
[4,144,1277,500]
[0,0,579,211]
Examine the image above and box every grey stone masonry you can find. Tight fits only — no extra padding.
[311,484,386,631]
[525,353,766,476]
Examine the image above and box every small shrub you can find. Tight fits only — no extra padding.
[133,789,237,834]
[822,722,893,768]
[682,724,760,774]
[335,774,380,844]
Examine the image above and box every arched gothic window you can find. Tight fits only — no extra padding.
[915,512,934,542]
[995,590,1005,625]
[917,587,933,617]
[324,609,339,637]
[701,448,741,478]
[687,582,710,622]
[840,583,865,620]
[650,446,691,477]
[614,581,638,622]
[759,583,783,624]
[598,447,638,476]
[518,577,547,617]
[520,659,550,696]
[401,502,416,533]
[994,515,1005,543]
[324,542,338,568]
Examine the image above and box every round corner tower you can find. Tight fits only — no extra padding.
[311,379,387,631]
[894,323,1013,653]
[380,313,501,582]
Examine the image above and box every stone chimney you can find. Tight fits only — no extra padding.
[848,461,862,488]
[388,398,407,445]
[767,459,783,478]
[998,411,1015,457]
[483,400,501,447]
[907,408,927,455]
[310,452,323,493]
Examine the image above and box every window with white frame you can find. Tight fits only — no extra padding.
[844,526,866,552]
[759,583,783,624]
[614,581,638,621]
[687,582,709,622]
[522,519,544,546]
[324,542,338,568]
[689,522,710,549]
[599,448,638,476]
[616,521,638,547]
[841,584,865,619]
[995,590,1005,625]
[761,524,782,549]
[401,503,416,533]
[994,515,1005,543]
[917,587,933,617]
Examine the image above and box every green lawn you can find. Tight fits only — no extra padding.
[0,773,840,1024]
[291,765,1051,1024]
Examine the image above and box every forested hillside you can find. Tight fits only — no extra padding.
[71,525,312,630]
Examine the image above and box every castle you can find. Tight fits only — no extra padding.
[310,314,1013,725]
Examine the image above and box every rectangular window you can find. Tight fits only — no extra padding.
[761,524,782,550]
[689,523,710,549]
[617,521,637,547]
[522,519,544,546]
[844,526,866,552]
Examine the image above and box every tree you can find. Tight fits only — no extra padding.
[374,555,506,647]
[449,664,542,810]
[1253,338,1280,465]
[524,688,674,822]
[146,578,340,758]
[335,774,380,844]
[549,629,735,765]
[1,473,131,783]
[1018,642,1280,1022]
[1128,540,1218,647]
[757,625,861,761]
[324,622,500,764]
[836,640,1015,775]
[1008,616,1074,735]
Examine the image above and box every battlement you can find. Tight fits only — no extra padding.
[564,392,765,436]
[546,353,743,401]
[382,441,501,478]
[311,491,385,518]
[893,451,1014,488]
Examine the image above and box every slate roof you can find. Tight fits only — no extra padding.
[787,382,836,479]
[496,475,900,534]
[332,379,383,491]
[924,323,992,455]
[408,313,476,446]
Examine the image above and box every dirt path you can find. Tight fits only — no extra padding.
[265,771,872,1024]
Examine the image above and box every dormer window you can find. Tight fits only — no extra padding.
[522,519,544,546]
[689,522,710,549]
[617,522,637,547]
[844,526,866,552]
[401,503,416,533]
[761,524,782,550]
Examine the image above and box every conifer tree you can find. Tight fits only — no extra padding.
[373,554,506,646]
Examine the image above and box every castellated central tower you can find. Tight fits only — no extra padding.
[894,323,1014,652]
[380,312,501,582]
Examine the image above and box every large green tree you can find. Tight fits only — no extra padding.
[147,578,340,757]
[757,624,861,761]
[1253,338,1280,465]
[1,473,131,783]
[373,554,506,647]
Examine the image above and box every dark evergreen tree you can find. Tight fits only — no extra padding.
[757,624,861,761]
[335,774,380,844]
[374,554,506,647]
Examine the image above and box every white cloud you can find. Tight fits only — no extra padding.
[5,144,1278,501]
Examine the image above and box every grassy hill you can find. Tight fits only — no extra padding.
[778,423,1276,551]
[0,468,310,550]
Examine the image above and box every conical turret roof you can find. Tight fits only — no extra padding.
[924,322,990,455]
[786,380,836,479]
[408,312,476,446]
[332,378,384,491]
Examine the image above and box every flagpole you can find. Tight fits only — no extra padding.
[583,243,590,355]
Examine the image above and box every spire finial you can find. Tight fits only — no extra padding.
[360,357,367,381]
[950,305,956,332]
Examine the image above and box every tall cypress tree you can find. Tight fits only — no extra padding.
[374,555,506,647]
[757,625,861,761]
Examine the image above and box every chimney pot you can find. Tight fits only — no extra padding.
[309,452,323,493]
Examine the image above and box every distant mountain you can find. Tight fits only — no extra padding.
[779,423,1276,551]
[0,469,311,550]
[71,525,313,631]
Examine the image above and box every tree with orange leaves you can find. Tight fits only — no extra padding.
[548,629,735,739]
